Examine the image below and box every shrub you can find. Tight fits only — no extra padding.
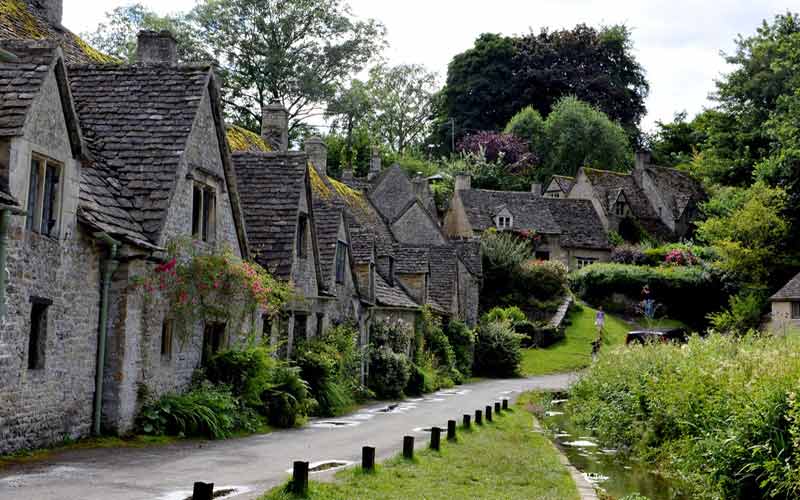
[204,346,276,407]
[708,288,768,334]
[518,259,568,298]
[611,244,647,265]
[504,106,545,147]
[483,306,528,329]
[480,229,533,271]
[368,347,411,399]
[370,318,413,355]
[473,320,523,378]
[262,364,312,428]
[445,320,475,379]
[137,384,257,439]
[405,351,439,396]
[417,307,461,384]
[520,322,564,348]
[568,334,800,499]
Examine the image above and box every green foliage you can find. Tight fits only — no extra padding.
[483,306,528,329]
[294,324,366,417]
[569,263,724,326]
[137,384,258,439]
[473,319,524,378]
[480,229,532,272]
[262,364,312,428]
[708,289,769,335]
[368,347,411,399]
[503,106,545,147]
[649,111,706,167]
[417,307,461,384]
[444,320,475,379]
[204,345,277,407]
[568,333,800,498]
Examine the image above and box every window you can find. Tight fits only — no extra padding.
[792,302,800,320]
[160,319,173,361]
[28,297,51,370]
[335,241,348,284]
[496,216,512,230]
[534,250,550,261]
[201,322,226,366]
[294,313,308,344]
[26,156,62,237]
[297,214,308,258]
[614,201,627,217]
[576,257,598,269]
[315,313,324,338]
[192,183,216,242]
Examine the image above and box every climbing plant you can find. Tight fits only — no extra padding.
[133,239,293,341]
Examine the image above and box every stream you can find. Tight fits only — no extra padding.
[541,399,689,500]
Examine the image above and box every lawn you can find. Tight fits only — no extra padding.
[260,393,579,500]
[521,304,632,376]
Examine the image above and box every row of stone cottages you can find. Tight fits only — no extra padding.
[0,0,485,452]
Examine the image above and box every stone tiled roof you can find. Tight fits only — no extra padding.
[644,166,705,219]
[349,226,374,262]
[452,239,482,277]
[543,198,610,250]
[550,175,574,193]
[428,245,458,313]
[68,63,212,241]
[226,124,271,153]
[394,245,429,274]
[0,0,117,65]
[583,168,671,238]
[233,151,307,281]
[458,189,562,234]
[313,204,342,284]
[374,269,419,309]
[771,272,800,302]
[0,39,53,136]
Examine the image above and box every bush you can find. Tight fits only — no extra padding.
[520,322,564,348]
[370,318,413,355]
[708,288,768,334]
[204,346,276,407]
[518,259,568,298]
[568,334,800,499]
[417,308,461,384]
[405,351,439,396]
[473,320,524,378]
[611,244,647,265]
[569,263,725,326]
[480,229,533,271]
[137,384,257,439]
[262,364,312,428]
[445,320,475,379]
[368,347,411,399]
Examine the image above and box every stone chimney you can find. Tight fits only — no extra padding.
[342,169,354,181]
[262,101,289,153]
[367,147,381,180]
[635,151,652,171]
[136,30,177,64]
[305,136,327,176]
[531,183,542,196]
[454,174,471,191]
[35,0,62,26]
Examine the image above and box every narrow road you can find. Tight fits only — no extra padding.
[0,373,576,500]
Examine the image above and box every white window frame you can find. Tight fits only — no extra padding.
[497,215,512,230]
[576,257,598,269]
[26,154,63,238]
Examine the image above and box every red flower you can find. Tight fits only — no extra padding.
[155,258,177,274]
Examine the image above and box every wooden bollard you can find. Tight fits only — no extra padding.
[485,405,493,422]
[463,414,471,429]
[362,446,376,472]
[430,427,441,451]
[447,420,457,441]
[290,461,309,495]
[495,401,501,414]
[192,482,214,500]
[502,399,509,410]
[403,435,414,459]
[475,409,483,425]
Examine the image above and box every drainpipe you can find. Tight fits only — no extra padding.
[0,209,10,320]
[92,232,120,436]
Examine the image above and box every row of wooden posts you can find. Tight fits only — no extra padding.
[190,398,510,499]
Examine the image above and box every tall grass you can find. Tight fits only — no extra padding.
[568,334,800,499]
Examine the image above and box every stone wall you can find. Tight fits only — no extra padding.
[442,192,475,238]
[397,273,426,304]
[391,203,446,246]
[568,173,610,231]
[457,261,480,327]
[769,301,800,335]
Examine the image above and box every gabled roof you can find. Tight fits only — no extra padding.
[644,166,705,219]
[428,245,459,314]
[368,163,417,222]
[374,269,419,310]
[452,239,482,278]
[313,204,343,284]
[458,189,562,234]
[771,272,800,302]
[0,0,117,65]
[549,175,575,193]
[543,198,610,250]
[68,63,214,242]
[226,124,271,153]
[0,39,54,136]
[349,226,375,263]
[233,151,310,281]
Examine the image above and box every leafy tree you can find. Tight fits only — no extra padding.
[365,64,438,153]
[324,128,372,178]
[326,79,372,169]
[539,97,632,179]
[193,0,385,133]
[649,111,707,167]
[503,106,545,152]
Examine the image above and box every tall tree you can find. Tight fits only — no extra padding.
[366,64,438,153]
[193,0,386,133]
[649,111,707,167]
[326,79,372,168]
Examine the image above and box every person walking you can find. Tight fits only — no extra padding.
[592,307,605,362]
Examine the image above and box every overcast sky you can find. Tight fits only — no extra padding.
[64,0,790,132]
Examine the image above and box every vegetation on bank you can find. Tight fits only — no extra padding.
[260,393,579,500]
[567,333,800,499]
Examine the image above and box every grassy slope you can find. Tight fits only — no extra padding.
[261,394,579,500]
[521,305,632,376]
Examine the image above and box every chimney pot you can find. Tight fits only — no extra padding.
[262,101,289,153]
[368,146,381,180]
[136,30,177,64]
[35,0,62,26]
[455,174,471,191]
[305,136,327,176]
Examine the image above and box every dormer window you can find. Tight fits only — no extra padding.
[497,215,512,230]
[192,183,216,242]
[26,155,62,237]
[614,200,627,217]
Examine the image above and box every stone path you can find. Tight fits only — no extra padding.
[0,373,578,500]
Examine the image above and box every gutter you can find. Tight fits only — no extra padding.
[92,232,120,436]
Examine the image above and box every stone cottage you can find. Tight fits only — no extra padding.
[769,272,800,335]
[443,174,611,270]
[567,152,705,241]
[543,175,574,199]
[0,15,253,451]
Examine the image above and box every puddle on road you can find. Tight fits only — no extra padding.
[0,466,91,487]
[283,460,353,474]
[309,420,360,429]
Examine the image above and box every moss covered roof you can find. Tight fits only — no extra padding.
[226,124,271,153]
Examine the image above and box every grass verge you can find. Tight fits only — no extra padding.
[260,393,579,500]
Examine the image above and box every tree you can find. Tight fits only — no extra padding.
[365,64,438,153]
[539,97,632,179]
[83,4,209,63]
[649,111,707,167]
[503,106,545,152]
[326,79,372,169]
[193,0,385,134]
